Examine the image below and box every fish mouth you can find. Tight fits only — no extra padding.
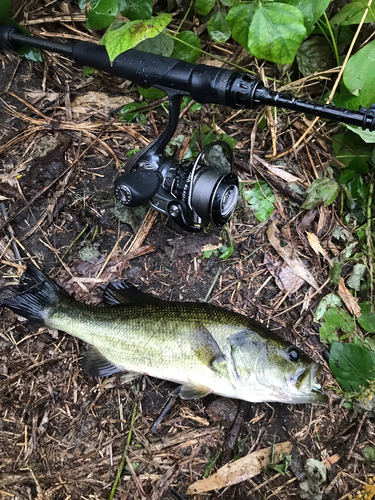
[292,363,327,402]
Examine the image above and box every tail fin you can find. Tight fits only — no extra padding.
[0,265,69,322]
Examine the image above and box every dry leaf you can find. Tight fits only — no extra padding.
[306,232,330,261]
[267,223,318,289]
[264,253,305,294]
[72,92,133,115]
[338,278,362,317]
[186,441,292,495]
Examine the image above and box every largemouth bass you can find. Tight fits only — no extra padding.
[0,265,327,404]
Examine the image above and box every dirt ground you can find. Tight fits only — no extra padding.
[1,12,375,500]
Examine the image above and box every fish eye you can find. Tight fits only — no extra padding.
[287,347,300,362]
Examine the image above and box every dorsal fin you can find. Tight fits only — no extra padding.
[102,280,164,306]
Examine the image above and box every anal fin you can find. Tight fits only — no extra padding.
[171,381,212,400]
[82,347,123,377]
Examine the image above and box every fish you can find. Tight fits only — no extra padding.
[0,265,327,404]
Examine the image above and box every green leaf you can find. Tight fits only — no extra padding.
[118,0,153,20]
[137,86,166,99]
[171,31,202,63]
[315,294,342,321]
[358,302,375,333]
[301,177,339,210]
[226,4,254,48]
[79,0,118,30]
[296,37,335,76]
[330,262,342,285]
[83,66,96,78]
[135,30,174,56]
[207,11,231,43]
[2,17,42,61]
[220,0,239,6]
[102,13,172,62]
[319,307,355,343]
[281,0,330,34]
[347,263,366,291]
[343,40,375,108]
[345,125,375,144]
[332,131,375,167]
[195,0,215,16]
[330,0,373,26]
[243,181,275,222]
[329,342,375,393]
[363,445,375,461]
[119,102,146,123]
[219,226,234,261]
[0,0,11,19]
[248,3,306,64]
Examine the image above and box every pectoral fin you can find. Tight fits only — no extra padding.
[190,323,226,370]
[82,347,123,377]
[171,382,212,400]
[103,280,164,306]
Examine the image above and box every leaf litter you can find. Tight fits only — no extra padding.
[0,3,375,500]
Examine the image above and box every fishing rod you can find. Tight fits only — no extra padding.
[1,24,375,231]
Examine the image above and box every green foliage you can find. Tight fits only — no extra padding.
[135,31,174,56]
[171,31,201,63]
[0,0,11,19]
[207,11,231,44]
[195,0,215,16]
[363,445,375,461]
[118,0,152,21]
[329,342,375,393]
[101,13,172,62]
[358,303,375,333]
[78,0,118,30]
[243,181,275,222]
[296,37,335,77]
[301,177,339,210]
[330,0,374,26]
[119,102,146,123]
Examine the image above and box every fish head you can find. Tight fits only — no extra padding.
[228,329,327,404]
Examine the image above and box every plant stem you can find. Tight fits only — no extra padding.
[323,12,340,67]
[108,388,139,500]
[366,180,374,311]
[176,0,194,34]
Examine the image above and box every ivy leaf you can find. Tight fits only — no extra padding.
[301,177,339,210]
[248,3,306,64]
[329,342,375,393]
[207,11,231,43]
[226,3,254,48]
[79,0,118,30]
[330,0,373,26]
[118,0,153,21]
[195,0,215,16]
[101,13,172,62]
[171,31,201,63]
[343,40,375,108]
[243,181,275,222]
[281,0,330,34]
[358,302,375,333]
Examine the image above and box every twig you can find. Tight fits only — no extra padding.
[204,267,222,302]
[347,412,367,460]
[108,386,139,500]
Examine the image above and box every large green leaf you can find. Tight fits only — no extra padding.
[101,13,172,62]
[358,302,375,333]
[319,307,355,343]
[281,0,330,34]
[118,0,153,20]
[329,342,375,393]
[135,31,174,56]
[171,31,201,63]
[0,0,11,19]
[332,131,375,166]
[226,3,254,48]
[79,0,118,30]
[301,177,339,210]
[296,36,335,76]
[195,0,215,16]
[248,3,306,64]
[330,0,373,26]
[343,40,375,107]
[207,11,231,43]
